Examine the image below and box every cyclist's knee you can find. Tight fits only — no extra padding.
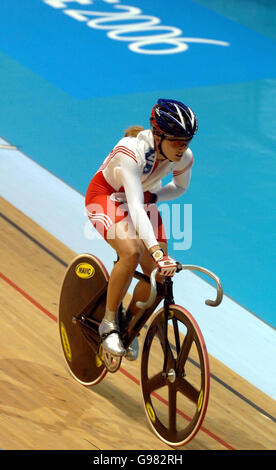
[118,241,144,267]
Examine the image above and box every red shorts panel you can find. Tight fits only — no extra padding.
[85,172,166,244]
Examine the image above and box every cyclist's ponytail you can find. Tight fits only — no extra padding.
[124,125,144,137]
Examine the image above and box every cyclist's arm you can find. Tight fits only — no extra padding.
[154,169,191,202]
[119,158,160,250]
[154,150,193,202]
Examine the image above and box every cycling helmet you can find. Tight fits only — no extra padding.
[150,98,198,139]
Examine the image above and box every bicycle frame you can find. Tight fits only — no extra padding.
[120,269,166,351]
[73,263,223,369]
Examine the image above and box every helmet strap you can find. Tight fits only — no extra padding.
[158,135,173,162]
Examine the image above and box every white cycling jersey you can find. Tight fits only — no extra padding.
[97,129,193,249]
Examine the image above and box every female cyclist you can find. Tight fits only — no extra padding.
[85,98,198,360]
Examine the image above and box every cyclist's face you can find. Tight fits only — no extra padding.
[155,135,192,161]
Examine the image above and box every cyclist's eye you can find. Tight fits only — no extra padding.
[171,141,187,147]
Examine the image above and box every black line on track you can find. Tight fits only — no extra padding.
[0,212,68,267]
[1,210,275,424]
[187,356,276,423]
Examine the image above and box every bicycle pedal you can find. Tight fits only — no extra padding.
[103,350,122,373]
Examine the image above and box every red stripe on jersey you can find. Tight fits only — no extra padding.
[112,146,138,163]
[114,146,137,159]
[99,145,137,172]
[115,145,136,155]
[173,157,193,176]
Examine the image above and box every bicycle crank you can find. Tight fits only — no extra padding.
[103,350,122,373]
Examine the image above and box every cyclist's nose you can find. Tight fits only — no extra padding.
[177,140,187,147]
[176,142,187,150]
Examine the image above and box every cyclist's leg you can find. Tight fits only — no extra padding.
[87,195,164,355]
[105,219,145,313]
[99,218,145,355]
[87,194,144,319]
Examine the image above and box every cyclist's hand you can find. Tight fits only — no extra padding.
[151,249,177,277]
[110,192,127,203]
[112,191,157,205]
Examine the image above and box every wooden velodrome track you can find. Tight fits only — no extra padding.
[0,196,275,451]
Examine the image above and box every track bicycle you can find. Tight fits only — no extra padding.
[58,253,223,447]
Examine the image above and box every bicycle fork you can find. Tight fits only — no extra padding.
[162,277,175,379]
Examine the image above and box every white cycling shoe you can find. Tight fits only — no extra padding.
[99,319,126,356]
[99,319,139,360]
